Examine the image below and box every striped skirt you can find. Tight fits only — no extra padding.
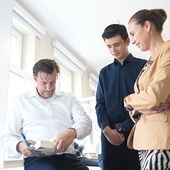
[139,150,170,170]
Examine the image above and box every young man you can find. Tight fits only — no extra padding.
[1,59,92,170]
[95,24,146,170]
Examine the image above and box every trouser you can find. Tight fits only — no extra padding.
[97,154,103,169]
[139,150,170,170]
[24,154,89,170]
[101,133,140,170]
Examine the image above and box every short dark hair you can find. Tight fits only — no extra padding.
[33,59,60,77]
[102,24,129,41]
[128,9,167,33]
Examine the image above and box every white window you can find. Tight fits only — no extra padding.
[7,27,25,116]
[3,27,25,168]
[4,19,36,169]
[2,2,45,168]
[57,64,72,92]
[78,97,101,158]
[10,28,22,69]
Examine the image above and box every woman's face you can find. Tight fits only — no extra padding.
[128,20,150,52]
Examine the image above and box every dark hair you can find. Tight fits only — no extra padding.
[129,9,167,33]
[33,59,60,77]
[102,24,129,41]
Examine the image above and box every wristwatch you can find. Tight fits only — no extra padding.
[115,124,126,135]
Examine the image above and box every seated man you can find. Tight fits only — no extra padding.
[1,59,92,170]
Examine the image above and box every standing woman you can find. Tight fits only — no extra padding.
[124,9,170,169]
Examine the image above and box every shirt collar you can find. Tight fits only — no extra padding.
[113,53,134,65]
[27,88,64,100]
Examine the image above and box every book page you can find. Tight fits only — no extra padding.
[34,140,57,156]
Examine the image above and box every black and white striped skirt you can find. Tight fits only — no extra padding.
[139,150,170,170]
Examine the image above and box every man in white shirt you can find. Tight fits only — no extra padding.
[1,59,92,170]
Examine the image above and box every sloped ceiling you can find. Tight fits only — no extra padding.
[15,0,170,76]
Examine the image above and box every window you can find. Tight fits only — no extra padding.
[10,28,22,69]
[2,2,45,168]
[57,64,72,92]
[3,27,25,168]
[6,28,24,117]
[89,73,98,96]
[77,97,101,158]
[4,20,35,168]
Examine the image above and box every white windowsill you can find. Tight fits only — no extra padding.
[3,160,23,169]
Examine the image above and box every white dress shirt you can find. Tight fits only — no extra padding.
[1,89,92,158]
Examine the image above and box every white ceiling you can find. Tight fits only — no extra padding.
[15,0,170,77]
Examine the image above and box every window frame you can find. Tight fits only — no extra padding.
[57,63,73,92]
[10,27,22,70]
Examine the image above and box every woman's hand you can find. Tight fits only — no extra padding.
[128,102,170,123]
[139,102,170,114]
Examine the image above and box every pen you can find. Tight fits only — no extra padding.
[21,132,35,155]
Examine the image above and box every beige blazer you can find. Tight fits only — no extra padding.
[124,41,170,150]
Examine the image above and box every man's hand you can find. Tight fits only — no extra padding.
[103,126,125,146]
[16,140,36,156]
[53,128,77,154]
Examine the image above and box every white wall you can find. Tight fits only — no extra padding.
[0,0,14,168]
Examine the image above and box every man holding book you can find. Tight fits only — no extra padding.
[1,59,92,170]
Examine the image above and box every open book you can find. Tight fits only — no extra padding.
[34,140,58,156]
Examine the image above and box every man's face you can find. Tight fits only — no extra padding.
[33,70,57,98]
[104,35,130,63]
